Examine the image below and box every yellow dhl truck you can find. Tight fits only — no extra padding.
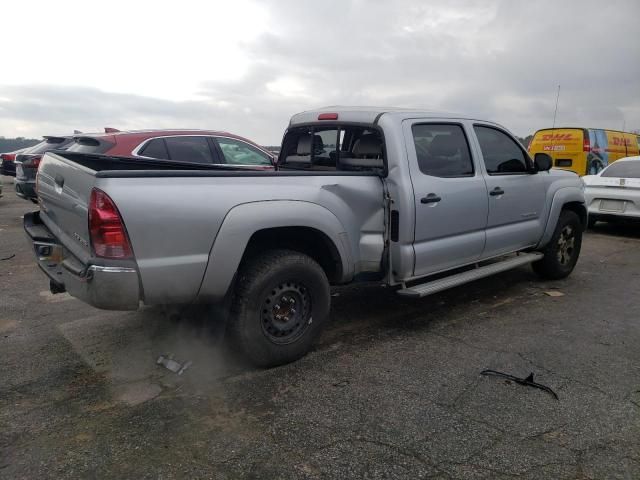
[528,128,640,176]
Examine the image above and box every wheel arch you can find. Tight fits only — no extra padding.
[537,187,587,249]
[197,201,353,303]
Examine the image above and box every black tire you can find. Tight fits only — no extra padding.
[532,210,582,280]
[229,249,330,367]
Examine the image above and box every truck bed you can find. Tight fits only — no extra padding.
[35,151,386,306]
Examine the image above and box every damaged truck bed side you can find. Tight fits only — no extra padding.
[25,107,586,367]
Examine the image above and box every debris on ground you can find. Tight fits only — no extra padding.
[156,354,192,375]
[481,369,559,400]
[544,290,565,297]
[1,254,15,261]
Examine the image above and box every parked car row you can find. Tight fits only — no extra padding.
[2,128,275,202]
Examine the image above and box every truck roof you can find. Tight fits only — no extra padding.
[290,106,499,127]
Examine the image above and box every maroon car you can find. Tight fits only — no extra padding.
[67,128,275,167]
[15,129,275,201]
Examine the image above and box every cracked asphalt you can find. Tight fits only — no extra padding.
[1,177,639,479]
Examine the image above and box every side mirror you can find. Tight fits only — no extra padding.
[534,152,552,172]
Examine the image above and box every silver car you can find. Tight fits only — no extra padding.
[583,156,640,227]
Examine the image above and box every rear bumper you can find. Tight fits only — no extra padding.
[585,187,640,220]
[24,211,141,310]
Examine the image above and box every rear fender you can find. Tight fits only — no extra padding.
[197,201,353,302]
[537,187,586,248]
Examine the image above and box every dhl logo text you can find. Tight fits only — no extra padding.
[541,134,573,141]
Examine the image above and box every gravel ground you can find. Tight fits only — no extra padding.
[1,177,639,479]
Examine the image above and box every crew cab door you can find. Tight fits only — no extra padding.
[471,124,546,258]
[403,120,488,277]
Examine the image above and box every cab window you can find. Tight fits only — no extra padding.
[412,124,474,177]
[474,126,530,174]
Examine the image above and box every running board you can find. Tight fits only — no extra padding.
[398,253,544,298]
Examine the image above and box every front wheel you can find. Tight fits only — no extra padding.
[229,249,331,367]
[532,210,582,280]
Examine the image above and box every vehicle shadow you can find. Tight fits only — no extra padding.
[145,266,540,386]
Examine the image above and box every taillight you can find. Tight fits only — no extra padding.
[89,188,133,259]
[24,155,42,169]
[583,136,590,152]
[318,113,338,120]
[1,153,16,162]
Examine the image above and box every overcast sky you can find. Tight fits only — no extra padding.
[1,0,639,144]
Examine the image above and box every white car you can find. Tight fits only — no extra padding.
[583,156,640,227]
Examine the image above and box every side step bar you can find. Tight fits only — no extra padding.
[398,252,544,298]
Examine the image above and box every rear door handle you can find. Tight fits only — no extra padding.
[421,193,442,204]
[490,187,504,196]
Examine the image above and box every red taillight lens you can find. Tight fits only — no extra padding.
[318,113,338,120]
[89,189,133,259]
[583,137,590,152]
[1,153,16,162]
[24,155,42,169]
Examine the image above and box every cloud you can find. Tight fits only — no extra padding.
[1,0,639,143]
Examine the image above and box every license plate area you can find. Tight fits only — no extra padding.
[16,163,24,177]
[599,199,625,212]
[34,241,64,265]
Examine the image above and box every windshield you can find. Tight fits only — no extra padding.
[601,161,640,178]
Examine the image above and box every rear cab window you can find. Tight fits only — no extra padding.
[280,124,385,173]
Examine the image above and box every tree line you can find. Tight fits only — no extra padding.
[0,137,41,153]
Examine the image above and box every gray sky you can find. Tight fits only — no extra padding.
[1,0,639,144]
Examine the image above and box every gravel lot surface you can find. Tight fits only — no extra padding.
[1,178,639,479]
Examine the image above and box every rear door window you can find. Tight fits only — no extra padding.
[214,138,272,165]
[474,126,530,174]
[164,136,215,164]
[412,124,474,177]
[138,138,170,160]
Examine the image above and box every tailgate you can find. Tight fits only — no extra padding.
[36,151,96,264]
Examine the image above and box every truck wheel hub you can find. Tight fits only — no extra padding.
[262,283,310,343]
[557,225,575,266]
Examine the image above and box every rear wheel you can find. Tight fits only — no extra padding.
[532,210,582,280]
[229,249,331,367]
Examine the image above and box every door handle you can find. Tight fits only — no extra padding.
[54,174,64,188]
[490,187,504,196]
[421,193,441,204]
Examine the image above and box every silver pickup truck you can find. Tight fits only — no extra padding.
[25,107,586,366]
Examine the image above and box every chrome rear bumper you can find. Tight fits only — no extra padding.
[24,211,141,310]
